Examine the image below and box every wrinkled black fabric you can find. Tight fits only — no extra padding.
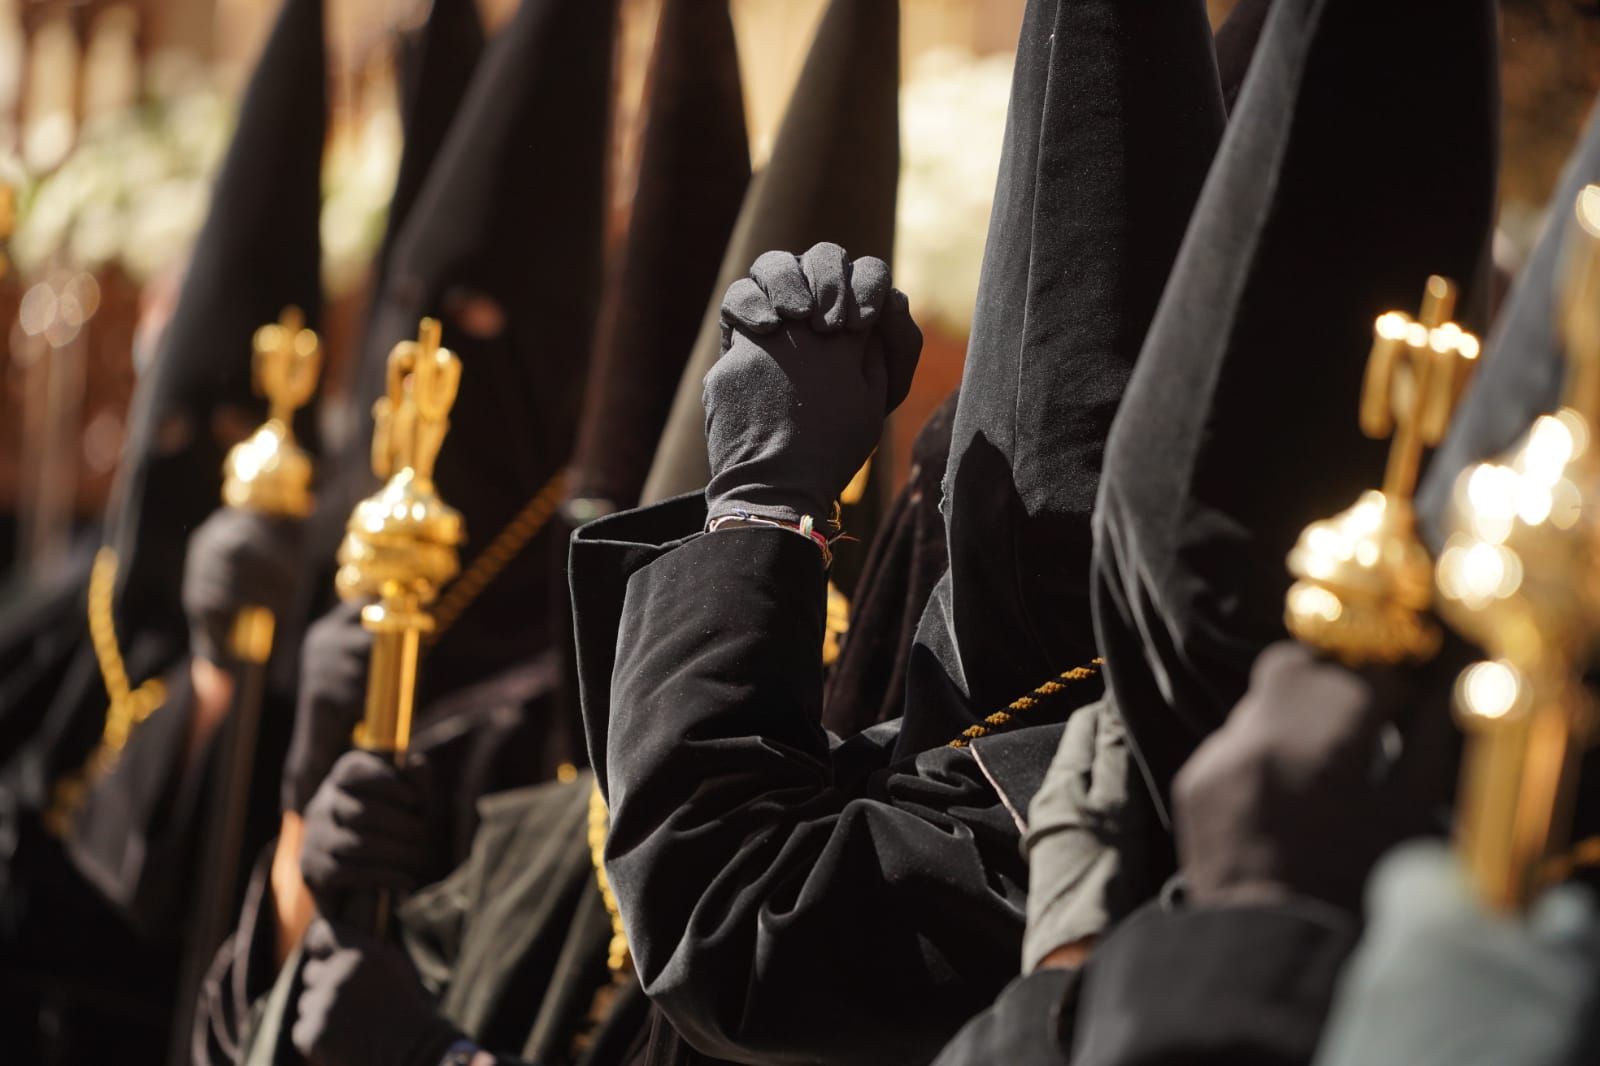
[931,968,1080,1066]
[282,600,371,814]
[642,0,901,506]
[1069,895,1359,1065]
[300,750,430,915]
[901,0,1226,756]
[706,245,921,526]
[182,509,306,666]
[1092,0,1499,810]
[582,515,1049,1064]
[293,918,462,1066]
[822,390,957,736]
[567,0,749,514]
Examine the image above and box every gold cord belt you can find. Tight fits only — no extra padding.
[587,783,632,973]
[44,547,169,835]
[427,469,568,644]
[948,658,1105,749]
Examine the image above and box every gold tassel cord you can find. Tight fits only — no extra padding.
[587,783,632,973]
[45,547,168,834]
[948,658,1105,749]
[426,469,569,644]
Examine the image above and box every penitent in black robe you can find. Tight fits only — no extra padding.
[572,497,1071,1066]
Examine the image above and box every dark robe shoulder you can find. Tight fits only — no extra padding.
[1068,892,1358,1065]
[575,498,1081,1064]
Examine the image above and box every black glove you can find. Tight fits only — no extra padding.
[292,917,462,1066]
[705,242,922,527]
[1172,641,1441,912]
[300,749,430,918]
[182,507,306,665]
[282,601,372,813]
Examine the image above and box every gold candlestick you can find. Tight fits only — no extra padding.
[1285,276,1480,664]
[222,306,321,520]
[1435,186,1600,910]
[336,318,465,759]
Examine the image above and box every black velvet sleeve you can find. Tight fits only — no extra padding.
[1068,895,1359,1065]
[602,526,1033,1065]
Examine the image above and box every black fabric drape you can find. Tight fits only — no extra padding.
[1092,0,1500,813]
[899,0,1225,755]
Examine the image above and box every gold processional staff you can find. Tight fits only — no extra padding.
[172,306,321,1063]
[334,317,464,932]
[1437,186,1600,911]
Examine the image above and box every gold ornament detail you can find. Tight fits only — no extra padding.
[1437,187,1600,911]
[222,306,321,518]
[1285,275,1479,664]
[336,318,464,759]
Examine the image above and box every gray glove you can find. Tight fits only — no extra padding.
[182,507,305,665]
[282,601,372,813]
[704,242,922,528]
[292,918,462,1066]
[1316,843,1600,1066]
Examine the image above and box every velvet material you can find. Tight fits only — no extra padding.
[640,0,901,505]
[567,0,749,514]
[821,390,957,736]
[930,968,1081,1066]
[594,520,1040,1064]
[1069,895,1360,1064]
[1092,0,1499,811]
[900,0,1226,756]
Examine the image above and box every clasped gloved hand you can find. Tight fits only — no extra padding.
[182,507,306,665]
[281,601,373,813]
[293,917,462,1066]
[705,242,923,528]
[300,749,430,918]
[1172,641,1444,913]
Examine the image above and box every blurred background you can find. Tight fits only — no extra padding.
[0,0,1594,593]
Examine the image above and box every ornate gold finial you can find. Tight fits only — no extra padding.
[1284,277,1480,664]
[336,318,465,758]
[1436,187,1600,911]
[222,307,322,517]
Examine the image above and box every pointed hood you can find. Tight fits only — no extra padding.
[896,0,1226,753]
[640,0,901,505]
[1092,0,1500,806]
[379,0,484,282]
[566,0,749,514]
[279,0,486,669]
[351,0,617,686]
[105,0,326,641]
